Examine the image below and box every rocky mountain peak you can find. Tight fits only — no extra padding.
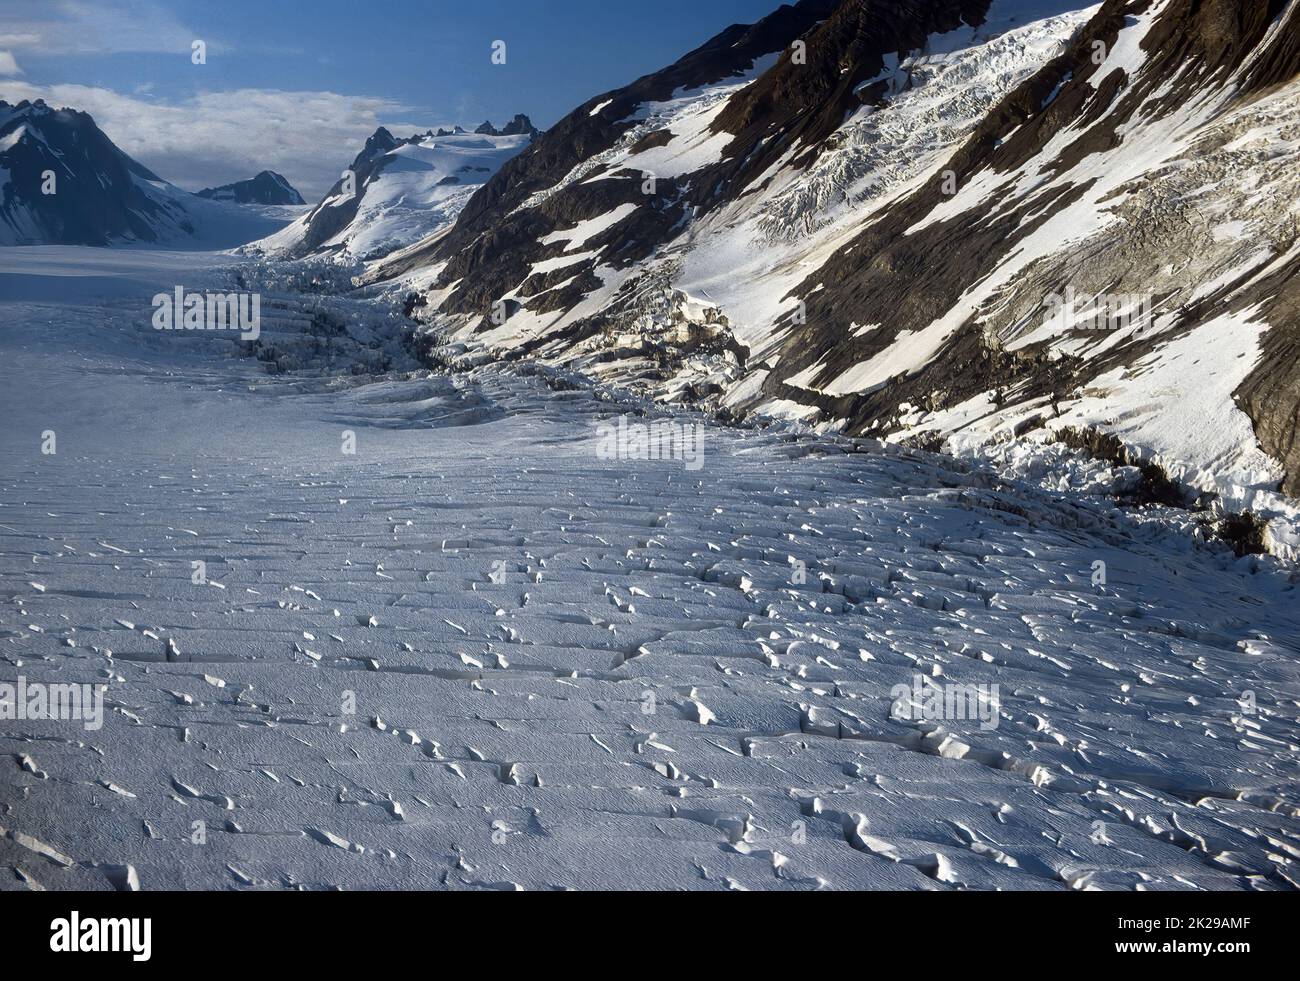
[196,170,306,206]
[474,114,540,138]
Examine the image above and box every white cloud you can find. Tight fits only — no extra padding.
[0,1,205,55]
[0,81,449,200]
[0,51,21,75]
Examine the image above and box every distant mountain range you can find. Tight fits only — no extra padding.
[0,97,540,259]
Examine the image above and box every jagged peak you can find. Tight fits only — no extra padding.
[473,114,540,138]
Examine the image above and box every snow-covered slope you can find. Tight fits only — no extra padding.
[770,0,1300,554]
[253,125,536,263]
[0,99,291,249]
[376,0,1300,557]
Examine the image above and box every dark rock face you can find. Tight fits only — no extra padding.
[474,115,541,138]
[500,114,541,137]
[708,0,989,177]
[360,127,400,160]
[0,99,192,245]
[1236,264,1300,496]
[197,170,306,205]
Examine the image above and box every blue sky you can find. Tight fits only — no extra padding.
[0,0,782,198]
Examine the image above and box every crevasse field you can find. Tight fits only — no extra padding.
[2,248,1298,891]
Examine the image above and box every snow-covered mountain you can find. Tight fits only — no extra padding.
[0,98,195,247]
[375,0,1300,556]
[252,120,539,263]
[197,170,306,206]
[0,99,293,248]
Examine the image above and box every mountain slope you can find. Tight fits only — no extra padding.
[375,0,1089,354]
[767,0,1300,543]
[378,0,1300,556]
